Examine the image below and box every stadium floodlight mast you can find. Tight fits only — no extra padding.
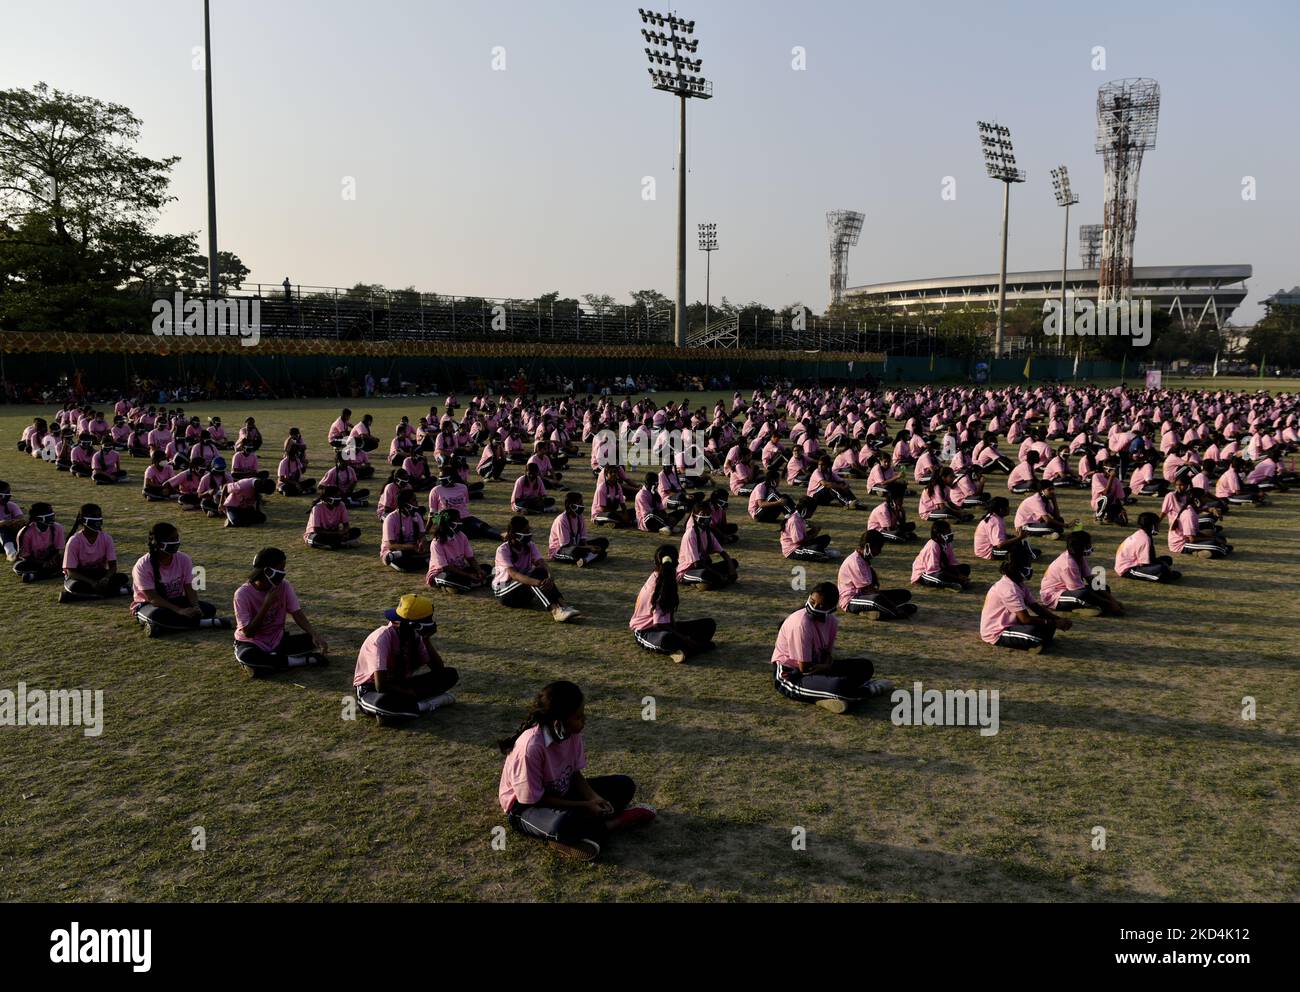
[977,121,1026,359]
[640,8,713,349]
[698,222,718,336]
[203,0,219,298]
[1050,166,1079,355]
[827,210,865,309]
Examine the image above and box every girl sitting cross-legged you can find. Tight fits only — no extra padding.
[629,545,718,664]
[911,519,972,592]
[837,529,917,621]
[1039,530,1125,617]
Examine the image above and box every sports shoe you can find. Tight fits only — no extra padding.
[57,590,75,604]
[659,526,673,535]
[668,650,687,665]
[3,547,16,563]
[863,679,895,698]
[20,572,35,583]
[547,838,600,862]
[606,806,657,831]
[815,697,850,714]
[552,605,581,623]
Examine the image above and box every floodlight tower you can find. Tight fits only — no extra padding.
[1079,224,1104,269]
[826,210,865,309]
[1050,166,1079,354]
[978,122,1026,358]
[698,222,718,335]
[1095,78,1160,305]
[640,8,713,349]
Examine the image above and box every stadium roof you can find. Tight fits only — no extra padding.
[848,264,1251,296]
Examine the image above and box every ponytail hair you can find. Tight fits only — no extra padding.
[650,543,680,616]
[497,680,585,755]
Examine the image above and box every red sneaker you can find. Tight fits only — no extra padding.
[607,806,657,832]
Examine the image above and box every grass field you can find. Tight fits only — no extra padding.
[0,391,1297,903]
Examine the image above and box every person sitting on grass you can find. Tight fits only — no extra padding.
[780,496,837,562]
[1090,464,1130,526]
[426,509,491,593]
[808,454,868,510]
[1169,490,1234,559]
[676,496,739,589]
[591,464,635,528]
[321,451,370,509]
[0,482,23,562]
[232,547,329,676]
[305,485,363,550]
[549,491,610,567]
[868,481,918,543]
[220,476,275,528]
[129,522,230,636]
[629,545,717,663]
[748,467,795,525]
[1006,450,1041,495]
[1039,530,1125,617]
[510,462,555,515]
[979,548,1071,654]
[353,594,457,723]
[59,503,130,602]
[837,529,917,621]
[142,450,176,502]
[911,519,972,592]
[1114,512,1182,583]
[13,502,64,583]
[381,488,429,572]
[771,581,894,714]
[492,516,581,622]
[918,468,975,523]
[635,472,682,534]
[1016,480,1075,539]
[91,438,129,486]
[497,680,654,862]
[974,496,1039,562]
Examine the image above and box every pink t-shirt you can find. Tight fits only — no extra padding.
[497,724,588,812]
[548,511,589,557]
[233,579,302,652]
[428,532,474,578]
[676,522,722,577]
[1115,529,1153,576]
[780,513,809,557]
[867,501,897,532]
[1039,552,1087,608]
[493,541,543,587]
[1013,494,1050,529]
[1168,506,1199,554]
[980,575,1035,644]
[429,483,470,516]
[19,522,66,561]
[836,551,876,610]
[511,476,546,508]
[771,609,837,672]
[130,551,194,612]
[630,572,672,631]
[62,530,116,573]
[911,540,956,582]
[634,487,660,529]
[353,623,431,688]
[974,514,1007,560]
[305,501,350,541]
[381,510,424,557]
[223,477,259,509]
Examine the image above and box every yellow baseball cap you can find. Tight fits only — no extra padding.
[385,594,435,624]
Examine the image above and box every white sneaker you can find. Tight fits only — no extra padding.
[864,679,895,698]
[427,692,456,712]
[552,606,580,623]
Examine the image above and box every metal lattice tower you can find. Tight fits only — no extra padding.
[827,210,865,308]
[1095,78,1160,304]
[1079,224,1104,269]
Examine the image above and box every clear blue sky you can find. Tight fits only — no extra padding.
[5,0,1297,320]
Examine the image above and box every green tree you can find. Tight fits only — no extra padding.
[0,82,198,329]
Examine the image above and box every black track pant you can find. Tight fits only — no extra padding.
[631,618,717,655]
[235,632,317,673]
[508,775,635,848]
[356,667,459,719]
[135,596,218,633]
